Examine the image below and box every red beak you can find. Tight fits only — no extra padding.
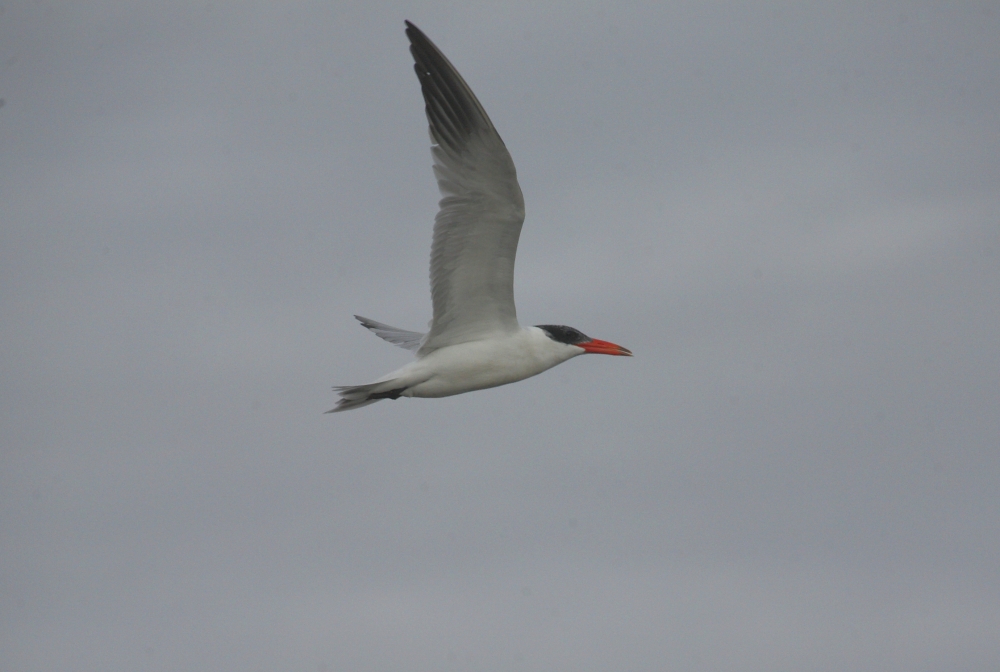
[578,339,633,356]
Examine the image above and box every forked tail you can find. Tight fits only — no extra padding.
[326,380,408,413]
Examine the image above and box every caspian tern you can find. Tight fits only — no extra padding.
[328,21,631,412]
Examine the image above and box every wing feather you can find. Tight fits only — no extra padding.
[405,21,525,355]
[355,315,425,352]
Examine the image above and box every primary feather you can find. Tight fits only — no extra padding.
[354,315,425,352]
[405,21,526,355]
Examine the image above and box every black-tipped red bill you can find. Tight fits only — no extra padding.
[578,339,633,356]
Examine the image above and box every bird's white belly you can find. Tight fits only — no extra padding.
[400,331,579,398]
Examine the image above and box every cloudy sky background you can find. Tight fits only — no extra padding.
[2,1,999,670]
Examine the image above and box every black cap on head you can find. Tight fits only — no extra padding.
[536,325,592,346]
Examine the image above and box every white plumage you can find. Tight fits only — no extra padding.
[328,22,630,412]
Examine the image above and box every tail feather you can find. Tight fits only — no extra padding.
[326,379,406,413]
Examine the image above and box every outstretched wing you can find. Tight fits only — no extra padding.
[355,315,425,352]
[405,21,525,355]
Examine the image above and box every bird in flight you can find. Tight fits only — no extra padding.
[329,21,631,412]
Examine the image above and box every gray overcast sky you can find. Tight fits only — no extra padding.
[2,1,999,670]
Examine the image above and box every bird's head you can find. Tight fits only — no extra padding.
[536,325,632,356]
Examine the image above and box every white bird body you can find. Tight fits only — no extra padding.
[369,327,583,398]
[328,22,630,412]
